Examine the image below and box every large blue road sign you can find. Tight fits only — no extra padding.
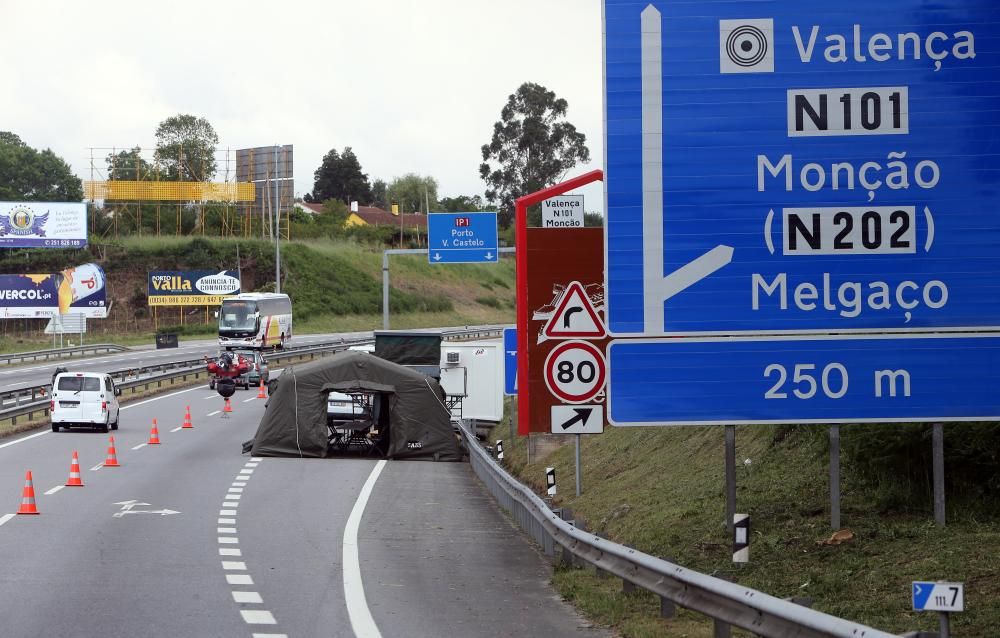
[428,212,498,264]
[503,327,517,396]
[604,1,1000,336]
[608,335,1000,426]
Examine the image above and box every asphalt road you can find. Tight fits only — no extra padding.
[0,332,369,394]
[0,382,605,637]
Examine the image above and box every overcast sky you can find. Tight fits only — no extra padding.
[3,0,604,211]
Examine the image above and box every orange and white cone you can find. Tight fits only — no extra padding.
[223,398,232,413]
[182,406,193,429]
[16,470,39,515]
[257,381,267,399]
[148,419,161,444]
[65,451,84,486]
[103,435,120,467]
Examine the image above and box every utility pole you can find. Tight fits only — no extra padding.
[274,145,281,294]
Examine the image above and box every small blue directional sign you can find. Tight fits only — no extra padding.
[503,327,517,396]
[912,581,964,612]
[428,212,498,264]
[608,335,1000,426]
[604,1,1000,335]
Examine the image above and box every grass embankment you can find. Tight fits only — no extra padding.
[491,421,1000,637]
[0,236,515,348]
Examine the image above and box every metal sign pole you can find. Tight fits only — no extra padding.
[933,423,946,527]
[939,612,950,638]
[725,424,736,534]
[575,433,582,497]
[382,251,390,330]
[830,424,841,530]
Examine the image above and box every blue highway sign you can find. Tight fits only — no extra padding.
[503,327,517,396]
[604,1,1000,335]
[428,212,498,264]
[608,335,1000,426]
[912,581,964,612]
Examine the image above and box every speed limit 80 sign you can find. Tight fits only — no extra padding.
[544,340,607,404]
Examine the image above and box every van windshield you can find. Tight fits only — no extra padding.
[57,376,101,392]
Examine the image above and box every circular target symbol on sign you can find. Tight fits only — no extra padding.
[544,340,607,404]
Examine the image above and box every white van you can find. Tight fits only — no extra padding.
[50,372,121,433]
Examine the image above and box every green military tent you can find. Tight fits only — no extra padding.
[247,350,461,461]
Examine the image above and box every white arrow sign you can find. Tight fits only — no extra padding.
[112,500,180,518]
[551,404,604,434]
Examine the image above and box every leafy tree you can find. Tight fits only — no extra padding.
[479,82,590,227]
[0,131,83,201]
[307,147,372,204]
[388,173,437,213]
[105,147,152,181]
[370,178,388,209]
[438,194,485,212]
[153,114,219,181]
[584,211,604,227]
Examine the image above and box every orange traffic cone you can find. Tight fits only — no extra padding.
[104,435,120,467]
[223,398,232,413]
[16,470,39,515]
[257,381,267,399]
[148,419,161,444]
[182,406,193,429]
[65,451,84,486]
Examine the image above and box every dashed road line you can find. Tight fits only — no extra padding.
[131,443,147,451]
[170,426,183,432]
[208,410,221,417]
[240,610,276,625]
[220,509,237,516]
[218,527,238,534]
[218,518,236,524]
[233,591,263,603]
[222,561,247,570]
[0,513,15,527]
[226,574,253,585]
[223,501,239,508]
[243,397,256,403]
[219,537,239,544]
[89,463,103,472]
[219,548,242,556]
[252,634,288,638]
[44,485,64,496]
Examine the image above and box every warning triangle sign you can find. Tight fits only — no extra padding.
[542,281,607,339]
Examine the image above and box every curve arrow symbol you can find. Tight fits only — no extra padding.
[561,408,593,430]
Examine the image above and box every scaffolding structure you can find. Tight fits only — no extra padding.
[84,146,291,239]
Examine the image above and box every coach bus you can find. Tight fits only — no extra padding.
[218,293,292,350]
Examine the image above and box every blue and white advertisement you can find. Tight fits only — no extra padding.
[0,263,107,318]
[147,270,241,306]
[0,202,87,248]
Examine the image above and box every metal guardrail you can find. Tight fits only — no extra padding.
[0,344,129,366]
[458,421,904,638]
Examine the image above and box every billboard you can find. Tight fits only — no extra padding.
[0,263,107,318]
[0,202,87,248]
[147,270,241,306]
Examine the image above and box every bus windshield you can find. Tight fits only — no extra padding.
[219,301,258,331]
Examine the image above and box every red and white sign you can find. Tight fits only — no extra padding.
[544,340,607,404]
[542,281,606,340]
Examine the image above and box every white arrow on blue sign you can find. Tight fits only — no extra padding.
[428,212,499,264]
[912,581,963,612]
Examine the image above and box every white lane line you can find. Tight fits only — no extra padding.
[233,591,263,604]
[131,443,147,451]
[218,527,238,534]
[218,518,236,525]
[208,410,221,417]
[233,482,247,487]
[227,574,254,585]
[119,385,203,411]
[44,485,65,496]
[223,501,239,508]
[251,457,263,461]
[240,610,276,625]
[89,463,103,472]
[0,430,49,450]
[343,460,387,638]
[252,634,287,638]
[222,561,247,570]
[243,397,256,403]
[170,426,182,433]
[245,463,259,468]
[203,395,218,400]
[220,509,237,516]
[228,487,244,493]
[227,494,242,500]
[239,469,254,475]
[218,537,239,544]
[220,548,242,556]
[0,513,15,527]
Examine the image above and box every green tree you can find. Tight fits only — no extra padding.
[388,173,437,213]
[105,147,152,181]
[307,147,372,204]
[438,194,485,212]
[479,82,590,227]
[0,131,83,201]
[153,114,219,181]
[370,178,388,209]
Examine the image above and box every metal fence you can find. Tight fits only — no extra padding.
[0,344,128,366]
[458,421,904,638]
